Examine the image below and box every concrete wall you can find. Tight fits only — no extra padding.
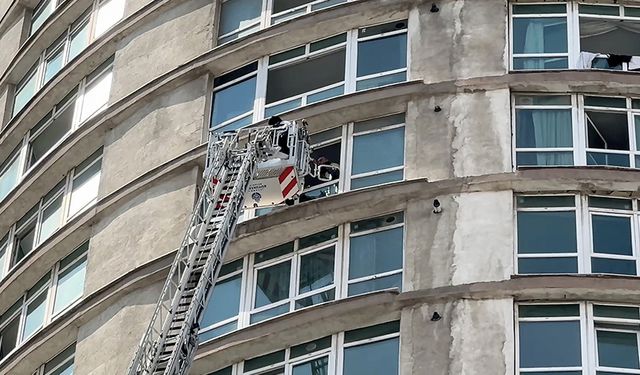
[85,169,197,295]
[401,299,514,375]
[74,282,163,375]
[0,9,25,80]
[110,0,213,102]
[410,0,508,83]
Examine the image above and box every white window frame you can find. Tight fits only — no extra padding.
[513,93,640,170]
[217,0,349,45]
[239,338,335,375]
[245,228,341,325]
[33,343,76,375]
[30,0,59,36]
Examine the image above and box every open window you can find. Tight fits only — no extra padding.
[300,127,341,203]
[584,96,632,167]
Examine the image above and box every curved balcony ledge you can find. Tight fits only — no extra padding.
[230,168,640,262]
[507,70,640,96]
[0,143,204,315]
[192,290,401,375]
[0,0,188,163]
[0,0,24,36]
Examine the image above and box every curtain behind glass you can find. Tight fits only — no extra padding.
[532,110,573,165]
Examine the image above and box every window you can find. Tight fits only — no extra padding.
[13,66,39,115]
[0,243,87,363]
[514,95,574,166]
[511,4,569,70]
[0,148,23,202]
[517,302,640,374]
[13,1,124,119]
[217,0,347,44]
[355,20,408,91]
[516,194,640,276]
[201,215,404,338]
[208,321,400,375]
[199,259,245,342]
[250,228,338,324]
[30,0,57,36]
[510,2,640,71]
[68,150,102,217]
[349,114,405,189]
[300,127,342,203]
[211,21,409,129]
[210,63,258,132]
[38,343,76,375]
[0,151,101,277]
[516,196,579,274]
[265,34,347,117]
[513,94,640,169]
[52,243,88,315]
[0,58,112,205]
[347,213,403,296]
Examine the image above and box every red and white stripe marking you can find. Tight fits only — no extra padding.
[278,166,299,200]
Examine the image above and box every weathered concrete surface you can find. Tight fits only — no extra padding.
[401,299,513,375]
[74,282,162,375]
[410,0,508,83]
[405,89,512,182]
[110,0,213,102]
[0,9,24,82]
[101,77,206,196]
[85,169,197,295]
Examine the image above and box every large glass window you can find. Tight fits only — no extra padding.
[518,303,640,375]
[511,4,569,70]
[68,151,102,217]
[199,259,244,342]
[217,0,347,44]
[30,0,57,36]
[516,196,579,274]
[0,243,88,362]
[250,228,338,323]
[513,94,640,169]
[350,114,405,189]
[94,0,126,38]
[265,34,347,117]
[356,21,407,91]
[0,149,23,202]
[514,95,574,166]
[210,321,400,375]
[211,63,258,132]
[13,67,39,115]
[79,62,113,122]
[53,243,88,315]
[515,194,640,276]
[347,212,403,296]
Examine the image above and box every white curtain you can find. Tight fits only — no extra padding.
[524,21,545,69]
[531,110,573,165]
[580,18,640,38]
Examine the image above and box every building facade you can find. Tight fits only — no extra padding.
[0,0,639,374]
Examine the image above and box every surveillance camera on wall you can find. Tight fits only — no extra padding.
[433,199,442,214]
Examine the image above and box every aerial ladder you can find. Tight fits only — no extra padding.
[127,118,331,375]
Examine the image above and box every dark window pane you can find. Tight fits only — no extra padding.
[352,127,404,175]
[211,76,256,127]
[255,242,294,264]
[517,196,575,208]
[516,109,572,148]
[255,262,291,307]
[357,34,407,77]
[580,4,620,16]
[201,274,242,327]
[589,197,632,210]
[299,247,334,293]
[518,257,578,274]
[213,63,258,87]
[299,228,338,249]
[219,259,243,277]
[266,49,346,104]
[597,330,640,369]
[592,258,637,275]
[592,215,632,255]
[513,57,568,70]
[517,212,577,254]
[345,321,400,343]
[219,0,261,35]
[351,170,403,189]
[585,111,629,151]
[295,288,334,308]
[519,304,580,318]
[343,338,399,375]
[0,316,19,359]
[512,4,566,14]
[513,18,568,54]
[586,152,630,167]
[349,228,403,279]
[291,336,332,358]
[244,350,285,372]
[594,305,640,320]
[359,20,407,38]
[519,321,581,368]
[584,96,627,108]
[517,151,574,166]
[351,212,403,233]
[347,273,401,296]
[515,95,571,106]
[310,34,347,52]
[273,0,311,13]
[269,46,306,65]
[250,304,289,323]
[292,356,329,375]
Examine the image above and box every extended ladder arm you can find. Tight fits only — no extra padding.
[128,121,311,375]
